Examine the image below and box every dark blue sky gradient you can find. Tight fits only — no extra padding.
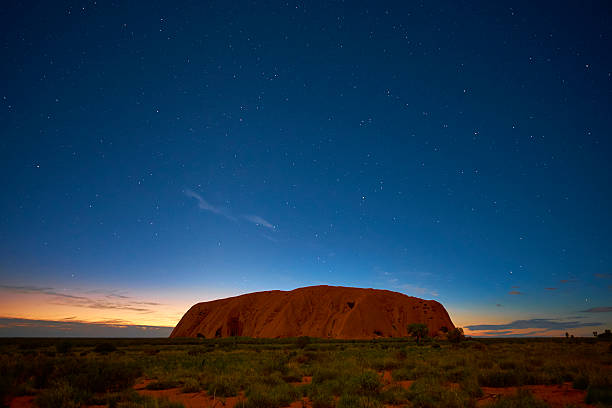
[1,1,611,335]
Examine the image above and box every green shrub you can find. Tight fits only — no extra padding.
[354,370,381,396]
[310,387,335,408]
[392,366,416,381]
[206,375,239,397]
[93,343,117,354]
[460,376,483,398]
[498,361,517,370]
[445,366,466,382]
[55,341,74,354]
[36,381,84,408]
[478,370,521,387]
[483,389,548,408]
[262,354,289,375]
[181,378,201,393]
[116,395,185,408]
[297,336,311,349]
[337,393,360,408]
[572,373,589,390]
[380,385,410,405]
[145,380,181,390]
[447,328,465,344]
[243,383,299,408]
[585,378,612,405]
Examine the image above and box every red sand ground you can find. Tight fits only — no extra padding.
[477,384,591,408]
[171,285,455,339]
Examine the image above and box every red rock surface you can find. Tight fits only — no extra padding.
[170,285,455,339]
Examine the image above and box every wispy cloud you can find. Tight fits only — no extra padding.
[508,291,522,295]
[0,285,163,314]
[545,287,557,291]
[594,273,611,279]
[184,189,235,221]
[185,189,275,230]
[242,215,275,230]
[581,307,612,313]
[0,317,172,337]
[466,318,601,332]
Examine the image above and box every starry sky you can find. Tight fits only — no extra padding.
[1,1,611,337]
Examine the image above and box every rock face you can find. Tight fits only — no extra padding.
[170,285,455,339]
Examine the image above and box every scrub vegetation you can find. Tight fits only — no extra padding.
[0,335,610,408]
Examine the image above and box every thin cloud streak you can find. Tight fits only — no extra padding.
[185,189,276,230]
[0,285,163,314]
[581,307,612,313]
[242,215,275,230]
[184,189,235,221]
[0,317,172,337]
[466,318,601,332]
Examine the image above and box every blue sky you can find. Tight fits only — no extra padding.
[0,0,611,337]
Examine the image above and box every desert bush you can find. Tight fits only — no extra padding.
[573,373,589,390]
[36,381,84,408]
[93,342,117,354]
[262,353,289,375]
[354,370,381,396]
[145,379,180,390]
[445,366,466,382]
[379,385,410,405]
[460,376,483,398]
[297,336,311,349]
[408,377,470,408]
[57,358,141,393]
[447,328,465,344]
[116,395,185,408]
[206,374,240,397]
[483,389,548,408]
[498,361,517,370]
[585,376,612,405]
[181,377,201,393]
[337,393,360,408]
[478,370,521,387]
[243,383,299,408]
[392,366,416,381]
[310,387,335,408]
[55,341,74,354]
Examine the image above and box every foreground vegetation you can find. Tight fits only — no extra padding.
[0,336,611,407]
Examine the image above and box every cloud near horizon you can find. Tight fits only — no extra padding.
[466,318,601,334]
[0,317,172,337]
[0,285,163,313]
[581,307,612,313]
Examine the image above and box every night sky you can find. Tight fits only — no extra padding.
[1,1,611,337]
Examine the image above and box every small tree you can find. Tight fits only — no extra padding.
[448,327,465,344]
[407,323,428,345]
[593,331,598,337]
[297,336,311,349]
